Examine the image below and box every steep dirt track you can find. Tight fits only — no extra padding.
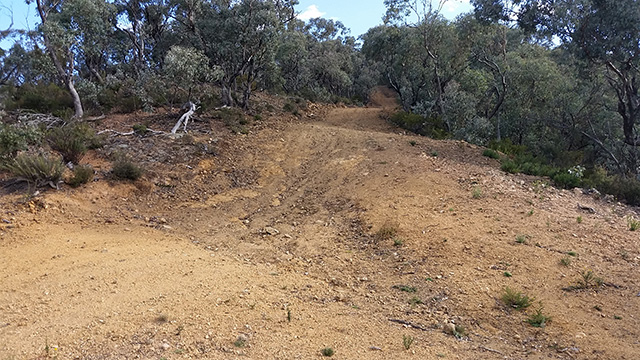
[1,91,640,359]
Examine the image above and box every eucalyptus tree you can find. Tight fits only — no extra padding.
[472,0,640,174]
[27,0,117,118]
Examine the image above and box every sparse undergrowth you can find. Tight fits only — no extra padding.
[501,287,534,311]
[1,152,64,189]
[112,154,143,180]
[66,164,94,188]
[563,270,604,291]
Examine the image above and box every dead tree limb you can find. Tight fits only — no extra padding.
[171,102,197,134]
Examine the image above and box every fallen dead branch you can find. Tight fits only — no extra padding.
[388,318,431,332]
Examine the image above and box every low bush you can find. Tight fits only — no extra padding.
[0,124,44,159]
[389,111,449,140]
[2,152,64,188]
[112,155,143,180]
[47,123,103,164]
[482,149,500,159]
[67,165,94,188]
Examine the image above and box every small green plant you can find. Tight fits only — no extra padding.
[409,140,417,146]
[132,123,149,135]
[393,285,417,293]
[503,271,512,277]
[287,309,291,322]
[321,347,334,357]
[560,256,572,266]
[403,335,414,350]
[527,306,551,328]
[393,237,404,246]
[431,150,439,157]
[501,287,534,310]
[2,152,65,189]
[577,216,583,223]
[593,305,602,312]
[567,251,577,257]
[472,187,483,199]
[67,164,94,188]
[375,221,399,241]
[482,149,500,159]
[408,296,423,305]
[627,217,640,231]
[453,324,466,338]
[515,235,528,244]
[564,270,604,291]
[112,155,143,180]
[527,209,534,216]
[233,335,247,347]
[614,315,622,320]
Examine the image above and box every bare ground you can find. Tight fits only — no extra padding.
[1,89,639,359]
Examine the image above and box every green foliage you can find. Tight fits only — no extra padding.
[393,285,417,293]
[389,111,449,139]
[482,149,500,159]
[501,287,534,310]
[515,235,528,244]
[321,347,334,357]
[628,217,640,231]
[216,108,249,134]
[472,187,483,199]
[488,139,527,157]
[2,152,64,188]
[67,165,94,188]
[4,84,74,117]
[564,270,604,291]
[47,123,102,164]
[402,335,414,350]
[560,257,572,266]
[112,155,143,181]
[527,306,551,328]
[0,124,44,159]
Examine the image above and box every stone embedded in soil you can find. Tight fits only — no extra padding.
[443,323,456,335]
[263,227,280,235]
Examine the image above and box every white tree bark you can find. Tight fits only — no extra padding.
[171,102,197,134]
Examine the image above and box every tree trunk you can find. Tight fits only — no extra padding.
[35,0,84,119]
[221,83,234,107]
[67,79,84,119]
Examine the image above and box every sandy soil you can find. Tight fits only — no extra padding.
[1,88,639,359]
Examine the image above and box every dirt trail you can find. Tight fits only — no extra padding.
[1,89,639,359]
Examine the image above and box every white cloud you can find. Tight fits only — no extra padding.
[297,5,326,21]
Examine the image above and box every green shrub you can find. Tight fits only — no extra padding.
[552,172,582,189]
[389,111,449,139]
[48,123,103,164]
[112,156,143,180]
[501,287,534,310]
[488,138,527,156]
[216,108,249,134]
[67,165,94,187]
[482,149,500,159]
[0,124,44,159]
[527,306,551,328]
[321,347,334,357]
[2,152,64,188]
[500,159,520,173]
[132,124,148,136]
[5,83,74,116]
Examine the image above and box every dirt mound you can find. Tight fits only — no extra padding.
[1,91,639,359]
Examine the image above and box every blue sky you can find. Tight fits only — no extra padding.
[0,0,474,50]
[296,0,474,36]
